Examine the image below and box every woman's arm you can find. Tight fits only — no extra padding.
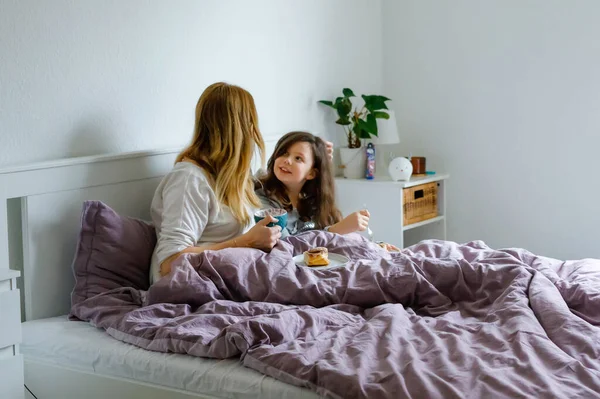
[153,171,212,279]
[159,236,244,276]
[159,214,281,277]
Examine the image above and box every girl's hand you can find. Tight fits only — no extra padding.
[328,209,370,235]
[240,214,282,251]
[378,242,401,252]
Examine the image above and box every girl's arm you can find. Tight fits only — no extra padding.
[326,209,370,235]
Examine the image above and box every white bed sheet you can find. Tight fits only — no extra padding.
[20,316,320,399]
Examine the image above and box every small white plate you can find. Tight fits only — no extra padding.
[293,253,350,270]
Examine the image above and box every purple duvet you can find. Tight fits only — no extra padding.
[70,231,600,399]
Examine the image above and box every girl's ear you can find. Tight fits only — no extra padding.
[306,168,317,181]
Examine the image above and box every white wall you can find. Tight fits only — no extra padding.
[383,0,600,259]
[1,0,382,166]
[8,0,596,260]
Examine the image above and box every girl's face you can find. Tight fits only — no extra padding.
[273,141,316,188]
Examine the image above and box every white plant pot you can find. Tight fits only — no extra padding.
[339,147,366,179]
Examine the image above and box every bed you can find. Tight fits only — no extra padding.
[1,147,600,399]
[1,144,317,399]
[21,316,314,398]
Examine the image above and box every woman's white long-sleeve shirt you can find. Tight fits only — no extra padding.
[149,161,252,284]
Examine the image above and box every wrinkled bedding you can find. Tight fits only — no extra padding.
[70,231,600,399]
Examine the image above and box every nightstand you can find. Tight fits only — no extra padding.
[335,174,449,249]
[0,269,23,399]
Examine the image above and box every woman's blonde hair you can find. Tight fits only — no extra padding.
[176,82,265,224]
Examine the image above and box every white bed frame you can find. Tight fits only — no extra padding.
[0,142,316,399]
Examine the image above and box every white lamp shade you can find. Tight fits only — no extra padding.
[371,110,400,145]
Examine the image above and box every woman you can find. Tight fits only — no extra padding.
[149,82,333,284]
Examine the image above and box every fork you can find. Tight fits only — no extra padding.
[363,204,374,242]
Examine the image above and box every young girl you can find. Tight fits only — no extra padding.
[255,131,370,237]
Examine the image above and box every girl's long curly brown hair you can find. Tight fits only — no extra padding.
[257,131,342,229]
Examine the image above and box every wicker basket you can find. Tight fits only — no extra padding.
[403,182,438,225]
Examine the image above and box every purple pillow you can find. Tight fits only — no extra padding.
[70,200,156,308]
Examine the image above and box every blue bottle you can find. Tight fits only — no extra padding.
[366,143,375,179]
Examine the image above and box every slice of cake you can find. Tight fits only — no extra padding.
[303,247,329,266]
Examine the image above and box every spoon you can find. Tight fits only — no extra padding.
[363,203,374,242]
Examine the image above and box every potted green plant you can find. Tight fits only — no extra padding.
[318,88,391,178]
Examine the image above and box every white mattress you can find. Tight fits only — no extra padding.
[21,316,320,399]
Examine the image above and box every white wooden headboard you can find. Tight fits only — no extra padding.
[0,140,278,322]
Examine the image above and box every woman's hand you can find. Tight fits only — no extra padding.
[239,214,282,251]
[325,140,334,161]
[328,209,370,235]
